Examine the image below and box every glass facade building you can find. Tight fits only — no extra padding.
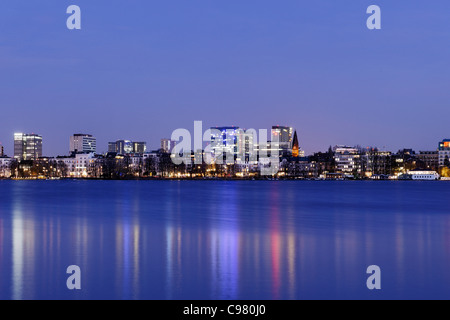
[210,126,240,164]
[14,133,43,160]
[271,126,294,156]
[132,142,147,154]
[108,140,147,154]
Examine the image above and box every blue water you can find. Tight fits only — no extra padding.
[1,180,450,300]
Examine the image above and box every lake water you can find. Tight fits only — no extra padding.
[0,180,450,300]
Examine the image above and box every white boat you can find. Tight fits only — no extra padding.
[406,170,440,181]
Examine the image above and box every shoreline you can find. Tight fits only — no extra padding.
[1,177,448,182]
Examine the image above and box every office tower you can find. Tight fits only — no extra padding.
[210,126,240,164]
[108,142,117,153]
[0,143,3,157]
[14,133,43,160]
[161,139,176,153]
[132,142,147,154]
[272,126,294,155]
[70,134,97,154]
[117,140,133,154]
[237,129,256,163]
[108,140,147,154]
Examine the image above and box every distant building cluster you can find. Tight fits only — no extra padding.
[0,129,449,180]
[108,140,147,155]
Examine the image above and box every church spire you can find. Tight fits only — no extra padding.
[292,131,299,158]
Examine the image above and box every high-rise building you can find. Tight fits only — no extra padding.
[133,142,147,154]
[161,139,176,153]
[70,134,96,154]
[272,126,294,155]
[439,139,450,167]
[14,133,43,160]
[210,126,240,164]
[118,140,133,154]
[108,142,116,153]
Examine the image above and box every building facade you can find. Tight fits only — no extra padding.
[417,151,439,170]
[161,139,176,153]
[14,133,43,160]
[333,146,361,175]
[272,126,293,146]
[108,140,147,155]
[272,126,293,156]
[59,153,96,178]
[0,156,12,178]
[70,134,96,154]
[132,142,147,154]
[362,150,392,177]
[210,126,240,164]
[438,139,450,167]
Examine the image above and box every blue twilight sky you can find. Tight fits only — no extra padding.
[0,1,449,156]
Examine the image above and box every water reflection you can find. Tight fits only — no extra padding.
[114,191,141,299]
[1,181,450,299]
[210,185,239,300]
[270,185,281,300]
[12,199,25,300]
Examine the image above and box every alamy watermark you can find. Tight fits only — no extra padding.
[65,5,381,31]
[66,5,81,30]
[170,121,280,176]
[66,265,81,290]
[366,265,381,290]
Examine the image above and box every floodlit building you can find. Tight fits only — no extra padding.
[59,153,96,177]
[292,131,300,158]
[14,133,43,161]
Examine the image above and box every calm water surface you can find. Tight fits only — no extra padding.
[1,180,450,300]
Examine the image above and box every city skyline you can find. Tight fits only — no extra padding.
[0,128,449,158]
[2,131,449,181]
[1,1,450,156]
